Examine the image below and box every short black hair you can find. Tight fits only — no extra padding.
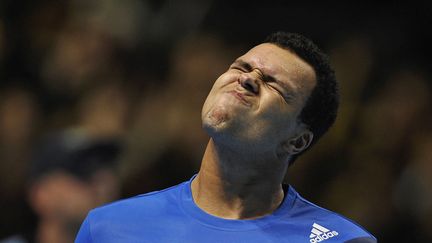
[264,31,339,165]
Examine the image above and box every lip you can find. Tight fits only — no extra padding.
[228,91,251,106]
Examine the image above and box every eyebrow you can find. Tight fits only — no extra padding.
[232,59,252,71]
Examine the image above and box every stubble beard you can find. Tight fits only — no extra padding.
[202,105,231,134]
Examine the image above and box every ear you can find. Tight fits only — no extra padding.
[281,130,314,155]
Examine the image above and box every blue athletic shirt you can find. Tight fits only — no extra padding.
[75,176,376,243]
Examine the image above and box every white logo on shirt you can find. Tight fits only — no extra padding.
[309,223,339,242]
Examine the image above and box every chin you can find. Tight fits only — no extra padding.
[202,109,229,133]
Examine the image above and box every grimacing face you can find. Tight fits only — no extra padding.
[201,43,316,156]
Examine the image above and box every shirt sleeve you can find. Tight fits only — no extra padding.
[75,214,93,243]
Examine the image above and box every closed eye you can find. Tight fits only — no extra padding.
[231,66,246,72]
[262,75,295,102]
[267,83,294,102]
[231,60,253,72]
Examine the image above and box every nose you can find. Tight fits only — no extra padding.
[238,73,259,94]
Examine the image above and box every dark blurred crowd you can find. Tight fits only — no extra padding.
[0,1,431,242]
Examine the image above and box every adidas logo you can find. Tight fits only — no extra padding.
[309,223,339,243]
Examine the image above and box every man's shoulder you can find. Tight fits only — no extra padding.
[288,186,377,242]
[89,181,186,220]
[76,181,189,242]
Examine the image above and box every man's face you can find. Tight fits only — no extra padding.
[202,43,316,154]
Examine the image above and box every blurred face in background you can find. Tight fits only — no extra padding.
[29,168,120,242]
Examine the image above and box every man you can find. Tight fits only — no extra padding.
[24,131,121,243]
[75,32,376,242]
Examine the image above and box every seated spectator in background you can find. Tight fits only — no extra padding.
[0,86,40,242]
[1,130,121,243]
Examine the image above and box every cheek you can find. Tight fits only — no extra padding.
[202,73,237,111]
[259,92,289,118]
[256,95,298,134]
[214,72,238,88]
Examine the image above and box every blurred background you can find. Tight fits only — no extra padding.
[0,0,431,242]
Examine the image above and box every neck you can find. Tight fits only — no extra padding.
[191,139,288,219]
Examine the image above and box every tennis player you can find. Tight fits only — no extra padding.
[76,31,376,243]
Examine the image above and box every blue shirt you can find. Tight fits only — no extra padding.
[75,176,376,243]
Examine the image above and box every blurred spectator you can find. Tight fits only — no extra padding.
[0,86,40,241]
[76,81,130,139]
[319,69,430,237]
[1,130,122,243]
[41,25,115,96]
[0,86,39,194]
[392,116,432,241]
